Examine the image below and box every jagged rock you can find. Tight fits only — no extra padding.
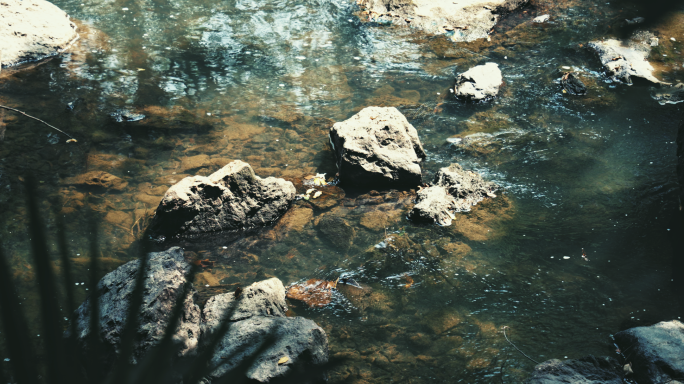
[614,320,684,384]
[0,0,78,68]
[561,72,587,96]
[453,63,503,102]
[526,355,623,384]
[69,247,201,365]
[408,164,497,226]
[149,160,295,237]
[66,171,129,191]
[588,34,663,84]
[329,107,426,188]
[202,279,329,383]
[357,0,529,42]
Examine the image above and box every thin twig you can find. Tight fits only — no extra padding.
[502,326,540,364]
[0,104,76,141]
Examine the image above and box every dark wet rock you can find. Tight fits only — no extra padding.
[453,63,502,102]
[526,355,623,384]
[588,33,663,84]
[0,0,78,68]
[149,160,296,237]
[329,107,426,189]
[561,72,587,96]
[357,0,529,42]
[408,164,497,226]
[66,171,129,191]
[202,279,329,383]
[111,109,146,122]
[68,247,201,365]
[318,215,355,251]
[614,320,684,384]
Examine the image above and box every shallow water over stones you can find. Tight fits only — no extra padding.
[1,0,683,382]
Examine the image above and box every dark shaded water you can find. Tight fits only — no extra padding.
[1,0,684,382]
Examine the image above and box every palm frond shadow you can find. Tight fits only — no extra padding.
[0,174,344,384]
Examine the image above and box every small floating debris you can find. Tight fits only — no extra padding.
[312,191,322,199]
[563,256,570,260]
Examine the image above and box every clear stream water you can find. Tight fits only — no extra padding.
[1,0,684,382]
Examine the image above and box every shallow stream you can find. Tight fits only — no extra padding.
[1,0,684,382]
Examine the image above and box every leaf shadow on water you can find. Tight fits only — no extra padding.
[0,174,345,384]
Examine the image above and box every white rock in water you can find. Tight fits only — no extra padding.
[453,62,503,101]
[533,15,550,23]
[0,0,78,67]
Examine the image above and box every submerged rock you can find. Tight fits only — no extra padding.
[66,171,128,191]
[318,215,356,251]
[588,34,663,84]
[202,278,329,383]
[357,0,529,42]
[614,320,684,384]
[453,63,503,102]
[149,160,295,238]
[0,0,78,67]
[526,355,623,384]
[408,164,497,226]
[329,107,426,189]
[69,247,201,365]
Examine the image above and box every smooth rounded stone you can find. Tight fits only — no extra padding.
[68,247,201,365]
[357,0,529,42]
[588,34,663,85]
[0,0,78,67]
[526,355,623,384]
[149,160,296,238]
[561,72,587,96]
[533,14,550,23]
[614,320,684,384]
[408,164,497,226]
[329,107,426,188]
[202,278,288,329]
[206,316,329,383]
[317,215,355,251]
[453,63,502,102]
[65,171,128,191]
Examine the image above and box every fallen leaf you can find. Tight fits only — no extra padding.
[313,191,322,199]
[278,356,289,365]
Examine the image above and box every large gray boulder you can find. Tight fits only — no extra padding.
[329,107,426,188]
[614,320,684,384]
[202,278,329,383]
[526,355,623,384]
[0,0,78,68]
[357,0,528,43]
[588,34,663,85]
[149,160,295,238]
[408,164,497,226]
[69,247,201,365]
[453,62,503,101]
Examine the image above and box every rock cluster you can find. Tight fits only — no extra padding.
[408,164,497,226]
[0,0,78,67]
[149,160,295,238]
[453,63,503,102]
[70,247,329,383]
[329,107,426,189]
